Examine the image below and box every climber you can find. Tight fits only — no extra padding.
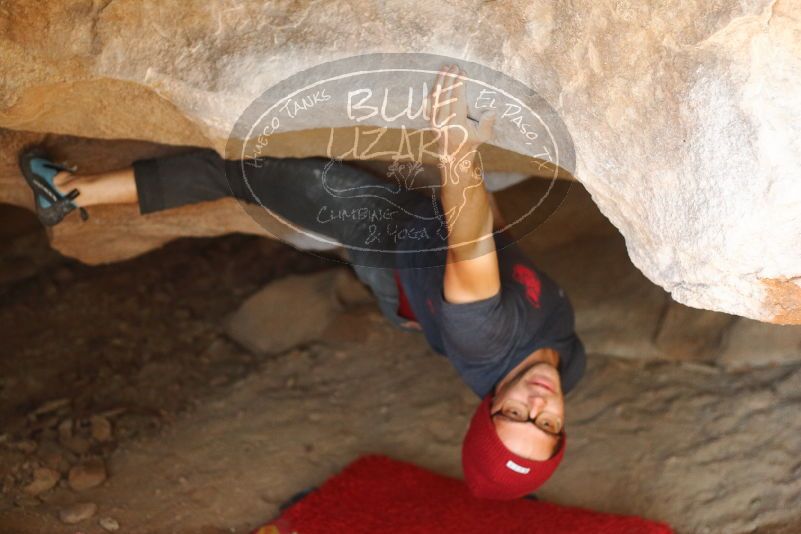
[18,63,586,500]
